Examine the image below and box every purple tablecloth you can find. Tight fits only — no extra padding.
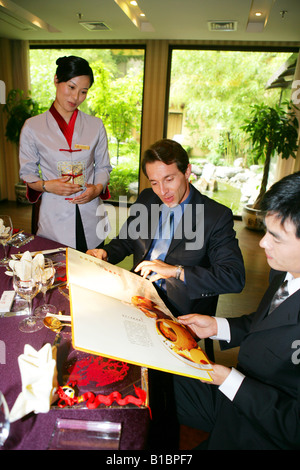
[0,235,150,450]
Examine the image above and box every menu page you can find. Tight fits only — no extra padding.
[68,248,213,381]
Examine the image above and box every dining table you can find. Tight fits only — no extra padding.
[0,234,150,450]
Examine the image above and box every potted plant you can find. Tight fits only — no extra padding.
[3,89,42,203]
[241,101,299,230]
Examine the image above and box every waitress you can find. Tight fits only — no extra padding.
[19,55,112,251]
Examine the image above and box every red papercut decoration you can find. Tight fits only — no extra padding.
[67,355,129,387]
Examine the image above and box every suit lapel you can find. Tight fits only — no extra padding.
[251,273,285,325]
[251,273,300,332]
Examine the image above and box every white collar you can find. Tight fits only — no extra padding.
[285,272,300,295]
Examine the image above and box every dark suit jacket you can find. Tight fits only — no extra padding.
[207,270,300,449]
[105,186,245,316]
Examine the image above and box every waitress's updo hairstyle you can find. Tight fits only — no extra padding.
[55,56,94,87]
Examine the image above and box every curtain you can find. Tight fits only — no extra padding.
[0,39,30,201]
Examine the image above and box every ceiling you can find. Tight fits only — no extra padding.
[0,0,299,44]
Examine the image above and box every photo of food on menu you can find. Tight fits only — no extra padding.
[67,248,213,382]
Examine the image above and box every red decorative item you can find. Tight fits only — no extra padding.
[67,356,130,387]
[56,382,149,413]
[99,184,111,200]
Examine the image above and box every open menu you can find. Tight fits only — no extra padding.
[67,248,213,382]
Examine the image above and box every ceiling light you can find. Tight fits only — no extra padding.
[246,0,274,33]
[114,0,154,31]
[0,0,60,32]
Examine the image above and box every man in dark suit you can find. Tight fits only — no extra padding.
[88,139,245,320]
[88,138,245,449]
[173,171,300,450]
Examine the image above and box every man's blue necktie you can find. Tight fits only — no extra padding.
[150,209,175,262]
[149,209,174,289]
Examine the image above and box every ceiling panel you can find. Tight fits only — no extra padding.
[0,0,299,43]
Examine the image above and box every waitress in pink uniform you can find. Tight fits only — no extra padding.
[19,56,112,251]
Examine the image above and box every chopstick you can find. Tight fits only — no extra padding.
[48,281,67,291]
[11,230,24,239]
[45,313,72,321]
[6,230,24,244]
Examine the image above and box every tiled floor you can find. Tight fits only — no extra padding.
[0,200,269,449]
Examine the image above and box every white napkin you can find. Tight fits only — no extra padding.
[7,251,44,281]
[0,218,11,237]
[9,343,58,423]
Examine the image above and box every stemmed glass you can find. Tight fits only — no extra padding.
[0,215,13,266]
[0,391,10,447]
[35,258,57,318]
[13,264,43,333]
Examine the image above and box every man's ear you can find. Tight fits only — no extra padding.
[185,163,192,180]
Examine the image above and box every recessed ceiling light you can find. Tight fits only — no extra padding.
[255,12,262,16]
[114,0,154,31]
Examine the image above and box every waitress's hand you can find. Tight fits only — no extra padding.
[71,183,104,204]
[28,177,82,196]
[47,176,83,196]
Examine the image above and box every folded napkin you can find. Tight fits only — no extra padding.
[8,251,44,281]
[0,218,11,237]
[9,343,58,423]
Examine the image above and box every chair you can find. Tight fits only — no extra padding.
[31,198,41,235]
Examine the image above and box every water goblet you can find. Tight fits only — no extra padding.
[0,215,13,266]
[0,391,10,447]
[13,265,43,333]
[35,258,57,318]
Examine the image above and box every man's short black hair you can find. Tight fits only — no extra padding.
[261,171,300,238]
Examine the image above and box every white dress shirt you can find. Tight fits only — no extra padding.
[213,272,300,401]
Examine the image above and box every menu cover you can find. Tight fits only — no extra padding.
[67,248,213,382]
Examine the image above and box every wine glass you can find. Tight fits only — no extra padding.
[0,391,10,447]
[35,258,57,318]
[0,215,13,266]
[13,264,43,333]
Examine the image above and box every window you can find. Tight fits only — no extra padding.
[29,47,145,203]
[166,48,294,215]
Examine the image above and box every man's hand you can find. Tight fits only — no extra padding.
[134,259,179,281]
[178,314,231,385]
[204,363,231,386]
[86,248,108,261]
[177,313,218,339]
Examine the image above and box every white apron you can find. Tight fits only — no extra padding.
[19,109,112,249]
